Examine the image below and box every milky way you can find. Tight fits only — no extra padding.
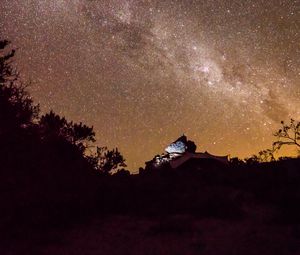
[1,0,299,170]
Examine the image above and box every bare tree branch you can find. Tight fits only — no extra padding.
[273,119,300,152]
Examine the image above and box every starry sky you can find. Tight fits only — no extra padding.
[1,0,299,170]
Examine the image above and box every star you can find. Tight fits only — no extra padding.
[0,0,299,169]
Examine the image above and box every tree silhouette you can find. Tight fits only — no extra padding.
[273,119,300,153]
[0,38,127,173]
[90,146,127,174]
[0,40,39,136]
[39,110,95,153]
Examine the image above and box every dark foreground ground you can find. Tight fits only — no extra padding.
[1,158,300,255]
[3,213,300,255]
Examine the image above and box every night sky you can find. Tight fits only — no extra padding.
[1,0,299,170]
